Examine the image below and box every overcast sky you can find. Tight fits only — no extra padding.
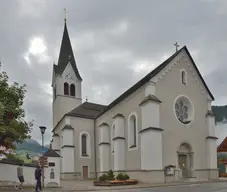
[0,0,227,144]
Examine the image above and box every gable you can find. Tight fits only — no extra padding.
[151,47,214,101]
[97,46,214,118]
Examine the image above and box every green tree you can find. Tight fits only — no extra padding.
[0,71,33,153]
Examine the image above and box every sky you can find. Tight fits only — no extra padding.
[0,0,227,145]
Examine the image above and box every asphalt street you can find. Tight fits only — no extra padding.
[120,182,227,192]
[1,182,227,191]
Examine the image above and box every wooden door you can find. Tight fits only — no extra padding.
[178,155,187,177]
[82,166,88,180]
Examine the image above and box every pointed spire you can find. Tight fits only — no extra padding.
[55,19,82,81]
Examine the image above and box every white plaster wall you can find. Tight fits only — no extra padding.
[44,157,60,186]
[141,131,163,170]
[207,116,215,136]
[62,129,74,146]
[52,136,60,150]
[70,117,95,176]
[62,147,75,172]
[114,139,126,170]
[152,50,215,170]
[96,86,145,172]
[0,163,60,187]
[114,118,125,137]
[100,125,109,143]
[99,145,110,172]
[207,139,217,169]
[145,82,155,96]
[0,164,36,185]
[141,102,160,129]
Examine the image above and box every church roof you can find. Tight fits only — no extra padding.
[67,102,107,119]
[217,137,227,152]
[96,46,214,118]
[53,21,82,80]
[43,149,61,157]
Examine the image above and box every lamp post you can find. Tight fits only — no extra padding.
[39,126,46,189]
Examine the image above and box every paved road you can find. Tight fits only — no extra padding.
[120,182,227,192]
[1,182,227,191]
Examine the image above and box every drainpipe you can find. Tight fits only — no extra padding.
[94,119,97,179]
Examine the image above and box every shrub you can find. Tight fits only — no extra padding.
[116,173,124,180]
[99,174,108,181]
[123,173,130,180]
[107,170,115,180]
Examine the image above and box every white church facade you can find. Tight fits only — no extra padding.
[51,21,218,183]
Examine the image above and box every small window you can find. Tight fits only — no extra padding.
[50,171,55,179]
[70,84,75,96]
[49,162,55,167]
[64,82,69,95]
[181,70,186,85]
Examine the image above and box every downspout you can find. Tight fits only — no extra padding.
[94,119,97,179]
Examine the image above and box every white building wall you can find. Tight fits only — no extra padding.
[62,147,75,173]
[62,129,74,146]
[140,130,162,170]
[99,144,110,172]
[114,139,126,170]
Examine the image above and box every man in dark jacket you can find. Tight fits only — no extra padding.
[35,165,44,192]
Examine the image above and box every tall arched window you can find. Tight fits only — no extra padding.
[128,114,137,148]
[64,82,69,95]
[70,84,75,96]
[81,134,87,156]
[181,70,186,84]
[112,125,115,153]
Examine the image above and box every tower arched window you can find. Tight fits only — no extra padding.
[81,134,87,156]
[70,84,75,96]
[181,70,186,85]
[128,114,137,148]
[64,82,69,95]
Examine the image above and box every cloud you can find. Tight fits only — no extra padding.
[1,0,227,144]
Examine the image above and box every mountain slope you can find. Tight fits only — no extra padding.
[15,139,48,155]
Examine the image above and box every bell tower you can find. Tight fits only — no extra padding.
[52,20,82,128]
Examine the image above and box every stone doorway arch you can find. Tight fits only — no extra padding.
[177,142,194,178]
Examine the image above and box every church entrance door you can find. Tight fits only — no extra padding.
[82,166,88,180]
[178,142,193,178]
[178,154,187,177]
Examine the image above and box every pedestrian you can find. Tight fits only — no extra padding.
[35,165,44,192]
[15,163,24,191]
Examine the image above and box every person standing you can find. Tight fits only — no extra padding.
[35,165,44,192]
[15,163,24,191]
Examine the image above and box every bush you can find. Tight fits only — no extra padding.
[99,174,108,181]
[116,173,124,180]
[123,173,130,180]
[107,170,115,180]
[116,173,130,180]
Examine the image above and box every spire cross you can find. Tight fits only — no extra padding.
[64,8,67,22]
[174,42,180,52]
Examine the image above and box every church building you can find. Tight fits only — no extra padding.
[51,20,218,183]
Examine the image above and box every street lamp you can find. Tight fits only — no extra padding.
[39,126,46,189]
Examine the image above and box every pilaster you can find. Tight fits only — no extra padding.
[139,82,163,170]
[98,123,110,172]
[112,114,126,171]
[61,124,75,173]
[52,133,60,155]
[206,102,218,169]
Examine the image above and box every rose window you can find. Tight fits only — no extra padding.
[174,96,193,124]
